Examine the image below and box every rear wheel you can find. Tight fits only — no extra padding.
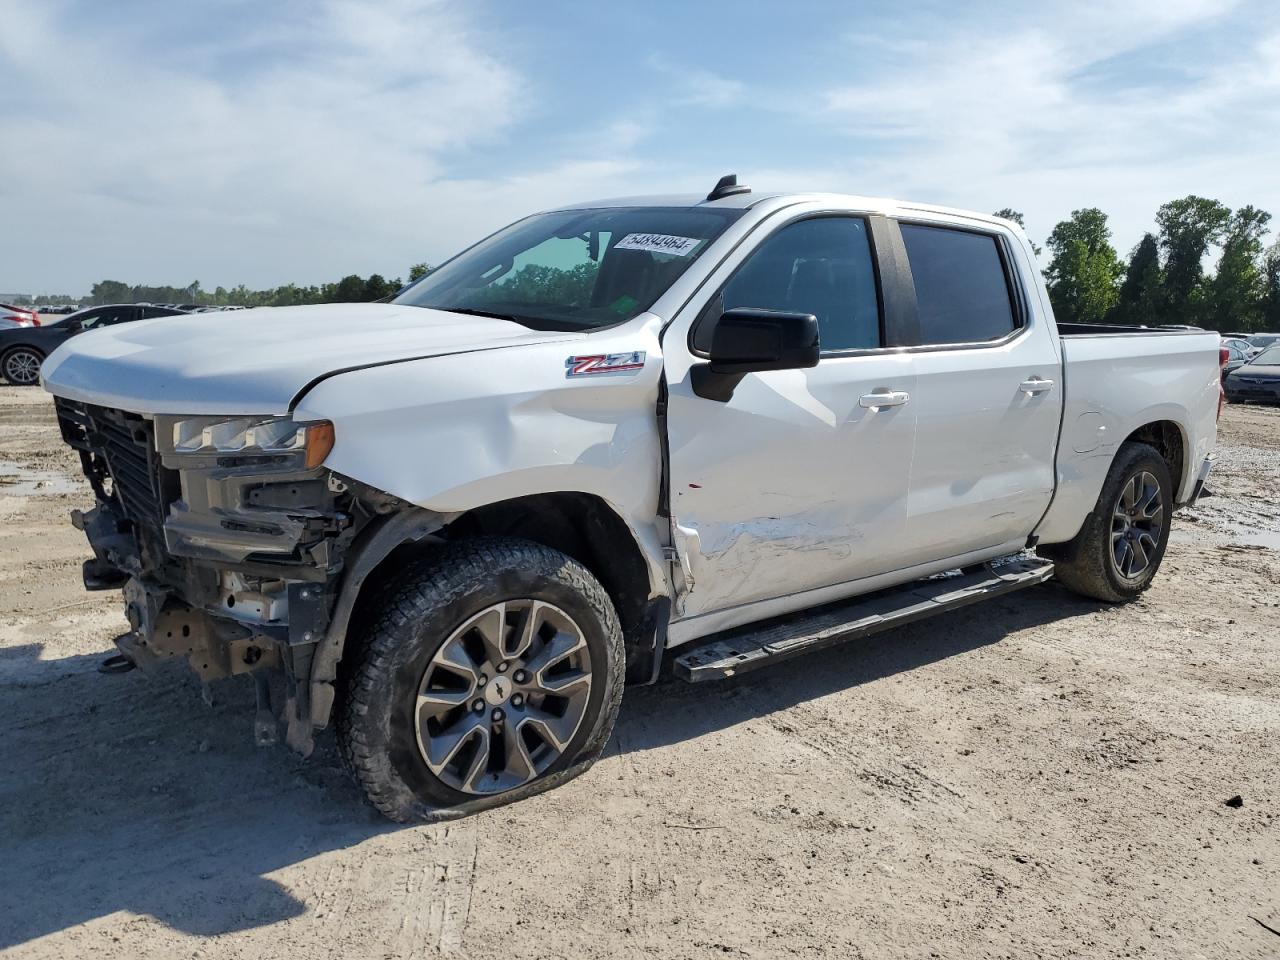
[2,347,43,386]
[1040,441,1173,602]
[338,538,624,821]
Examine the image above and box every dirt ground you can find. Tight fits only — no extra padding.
[1,385,1277,960]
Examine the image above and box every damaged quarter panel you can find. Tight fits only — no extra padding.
[1033,332,1221,544]
[290,314,671,596]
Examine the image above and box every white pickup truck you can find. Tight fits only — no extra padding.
[42,177,1221,821]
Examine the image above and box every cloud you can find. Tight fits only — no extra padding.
[2,0,1277,293]
[0,0,528,290]
[647,55,744,108]
[817,0,1280,249]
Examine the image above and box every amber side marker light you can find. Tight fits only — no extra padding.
[305,421,335,468]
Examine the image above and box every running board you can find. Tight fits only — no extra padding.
[673,556,1054,682]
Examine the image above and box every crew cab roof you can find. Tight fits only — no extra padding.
[549,191,1019,231]
[552,192,780,211]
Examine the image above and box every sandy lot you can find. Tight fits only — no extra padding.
[1,385,1277,959]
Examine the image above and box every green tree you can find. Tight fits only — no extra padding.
[1261,242,1280,332]
[992,208,1042,257]
[1043,208,1123,324]
[362,274,397,300]
[1207,205,1272,332]
[90,280,131,305]
[327,275,367,302]
[1155,195,1231,326]
[408,262,433,282]
[1111,233,1163,326]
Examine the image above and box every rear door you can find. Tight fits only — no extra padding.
[893,221,1062,566]
[664,213,918,620]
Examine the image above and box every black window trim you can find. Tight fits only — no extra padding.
[889,218,1032,354]
[686,211,889,359]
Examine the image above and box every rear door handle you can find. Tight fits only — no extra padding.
[859,390,910,409]
[1019,377,1054,395]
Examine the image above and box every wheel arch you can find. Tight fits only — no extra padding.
[1037,412,1195,547]
[1121,419,1187,499]
[310,491,669,731]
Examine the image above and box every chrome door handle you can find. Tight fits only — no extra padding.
[859,390,910,409]
[1019,377,1054,395]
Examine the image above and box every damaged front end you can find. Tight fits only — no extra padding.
[56,399,398,754]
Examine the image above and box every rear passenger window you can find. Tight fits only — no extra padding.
[701,217,881,353]
[900,225,1017,345]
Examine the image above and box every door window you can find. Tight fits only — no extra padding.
[900,224,1018,345]
[700,217,881,353]
[80,307,136,330]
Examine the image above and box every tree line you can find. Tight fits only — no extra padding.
[998,197,1280,333]
[82,262,433,308]
[30,198,1280,333]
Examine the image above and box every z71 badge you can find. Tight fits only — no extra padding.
[565,351,647,378]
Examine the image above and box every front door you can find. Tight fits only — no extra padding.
[664,214,918,621]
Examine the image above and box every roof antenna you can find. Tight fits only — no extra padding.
[705,173,750,202]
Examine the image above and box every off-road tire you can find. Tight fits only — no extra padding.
[1040,441,1173,602]
[337,537,625,822]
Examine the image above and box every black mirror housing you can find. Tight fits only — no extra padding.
[692,309,820,401]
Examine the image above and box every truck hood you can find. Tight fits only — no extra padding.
[41,303,583,415]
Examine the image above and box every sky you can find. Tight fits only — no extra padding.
[2,0,1279,295]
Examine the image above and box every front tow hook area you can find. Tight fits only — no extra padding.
[253,671,279,747]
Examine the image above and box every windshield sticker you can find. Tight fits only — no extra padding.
[565,351,647,378]
[614,233,701,257]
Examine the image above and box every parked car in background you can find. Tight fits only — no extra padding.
[1221,342,1250,378]
[0,303,40,330]
[1246,333,1280,356]
[1222,336,1253,354]
[1,303,188,385]
[1224,346,1280,404]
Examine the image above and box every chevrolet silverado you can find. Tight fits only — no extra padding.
[41,176,1220,820]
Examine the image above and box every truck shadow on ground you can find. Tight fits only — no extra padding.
[0,582,1101,947]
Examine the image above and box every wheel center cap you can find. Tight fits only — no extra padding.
[484,675,513,706]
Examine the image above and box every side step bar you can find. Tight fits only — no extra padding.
[673,556,1055,682]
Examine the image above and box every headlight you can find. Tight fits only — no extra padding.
[168,416,335,469]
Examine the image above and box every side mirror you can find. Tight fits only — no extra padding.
[691,308,820,401]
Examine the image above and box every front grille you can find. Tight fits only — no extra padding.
[56,399,173,546]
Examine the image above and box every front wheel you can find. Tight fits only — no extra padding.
[2,347,44,386]
[337,538,625,822]
[1040,441,1173,602]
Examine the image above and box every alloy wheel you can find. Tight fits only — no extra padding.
[1110,470,1163,580]
[4,350,41,385]
[414,599,593,795]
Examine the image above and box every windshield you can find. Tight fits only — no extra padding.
[1248,335,1280,348]
[393,207,744,331]
[1250,346,1280,365]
